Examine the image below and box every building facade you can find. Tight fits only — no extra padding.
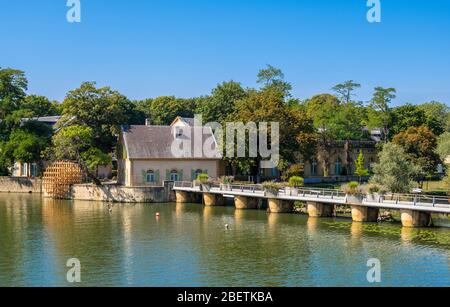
[118,117,223,187]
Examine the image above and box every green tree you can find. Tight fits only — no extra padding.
[257,65,292,98]
[51,125,105,184]
[354,150,369,182]
[332,80,361,104]
[436,132,450,161]
[368,87,396,143]
[22,95,60,117]
[60,82,135,152]
[418,101,449,136]
[230,87,316,181]
[370,143,419,193]
[149,96,197,125]
[389,104,426,138]
[392,125,441,184]
[198,81,246,123]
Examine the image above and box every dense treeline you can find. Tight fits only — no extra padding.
[0,65,449,189]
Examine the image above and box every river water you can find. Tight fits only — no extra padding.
[0,194,449,287]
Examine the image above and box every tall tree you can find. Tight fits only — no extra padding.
[149,96,197,125]
[389,104,426,138]
[60,82,134,152]
[332,80,361,104]
[256,65,292,98]
[230,88,316,181]
[354,150,369,183]
[370,143,419,193]
[436,132,450,162]
[418,101,449,136]
[392,125,441,185]
[198,81,246,123]
[368,87,396,143]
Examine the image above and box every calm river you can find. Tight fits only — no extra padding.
[0,193,449,287]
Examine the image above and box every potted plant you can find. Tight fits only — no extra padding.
[287,176,304,196]
[262,181,283,198]
[197,173,211,192]
[366,184,386,203]
[342,181,364,204]
[219,176,234,191]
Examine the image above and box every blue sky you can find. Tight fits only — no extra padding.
[1,0,449,106]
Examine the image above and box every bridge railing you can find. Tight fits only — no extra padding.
[378,193,450,207]
[279,187,347,199]
[173,181,195,189]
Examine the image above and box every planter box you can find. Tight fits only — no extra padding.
[346,194,364,205]
[286,187,299,196]
[366,193,384,203]
[265,188,279,198]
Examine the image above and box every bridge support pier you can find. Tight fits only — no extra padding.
[234,196,258,210]
[268,199,293,213]
[400,210,432,228]
[175,191,191,203]
[203,193,225,206]
[307,202,334,217]
[351,206,379,222]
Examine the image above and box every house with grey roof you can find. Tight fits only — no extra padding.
[118,117,224,187]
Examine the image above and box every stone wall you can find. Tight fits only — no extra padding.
[0,177,42,193]
[70,182,176,203]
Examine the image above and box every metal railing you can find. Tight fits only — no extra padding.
[173,181,450,208]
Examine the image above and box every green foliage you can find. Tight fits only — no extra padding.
[392,125,440,176]
[219,176,234,185]
[370,143,419,193]
[341,181,363,195]
[81,148,112,173]
[389,104,426,138]
[257,64,292,98]
[332,80,361,104]
[52,126,94,160]
[197,173,209,183]
[262,181,284,191]
[197,81,246,123]
[436,132,450,161]
[368,87,396,142]
[0,129,48,165]
[282,164,304,180]
[288,176,304,188]
[149,96,197,125]
[418,101,449,136]
[60,82,135,152]
[354,150,369,179]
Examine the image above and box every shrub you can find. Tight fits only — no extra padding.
[282,164,304,180]
[288,176,304,188]
[366,183,381,194]
[219,176,234,185]
[262,181,284,191]
[197,173,209,184]
[342,181,364,195]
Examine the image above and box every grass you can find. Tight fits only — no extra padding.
[423,180,449,193]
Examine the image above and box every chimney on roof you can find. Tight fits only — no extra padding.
[145,118,151,126]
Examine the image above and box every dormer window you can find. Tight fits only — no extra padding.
[175,127,184,139]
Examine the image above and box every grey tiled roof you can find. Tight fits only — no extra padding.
[122,125,222,160]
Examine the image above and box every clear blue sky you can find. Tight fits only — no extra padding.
[1,0,449,106]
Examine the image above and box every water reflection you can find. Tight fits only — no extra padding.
[0,194,449,287]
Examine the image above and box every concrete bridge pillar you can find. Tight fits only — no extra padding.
[175,191,191,203]
[307,202,334,217]
[351,206,379,222]
[203,193,225,206]
[401,210,432,228]
[268,199,293,213]
[234,196,258,210]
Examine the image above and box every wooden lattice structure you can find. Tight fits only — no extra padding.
[43,161,83,199]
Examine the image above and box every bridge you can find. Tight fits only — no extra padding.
[173,181,450,228]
